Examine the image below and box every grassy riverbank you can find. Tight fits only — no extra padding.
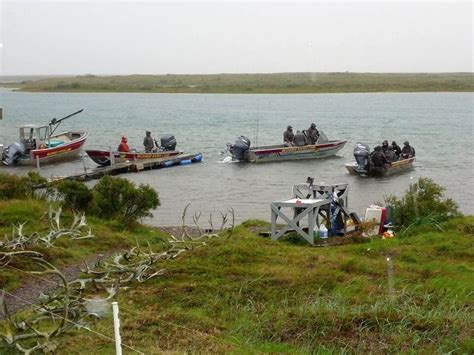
[1,197,473,353]
[2,72,473,93]
[60,218,474,353]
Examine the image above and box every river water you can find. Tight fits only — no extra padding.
[0,91,472,225]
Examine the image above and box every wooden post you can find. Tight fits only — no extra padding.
[112,302,122,355]
[36,155,40,171]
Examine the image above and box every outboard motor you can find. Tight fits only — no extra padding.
[3,141,26,166]
[229,136,251,162]
[353,142,370,173]
[160,134,177,151]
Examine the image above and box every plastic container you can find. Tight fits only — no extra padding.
[319,224,328,239]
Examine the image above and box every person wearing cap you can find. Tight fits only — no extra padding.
[143,131,155,152]
[283,125,295,147]
[118,136,130,152]
[306,123,319,145]
[401,141,415,159]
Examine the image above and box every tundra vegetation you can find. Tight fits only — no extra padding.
[0,174,472,353]
[1,72,473,93]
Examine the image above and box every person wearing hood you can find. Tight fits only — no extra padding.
[306,123,319,145]
[283,125,295,147]
[392,141,402,158]
[118,136,130,152]
[293,130,307,146]
[401,141,416,159]
[143,131,155,152]
[370,145,388,176]
[382,140,390,154]
[384,146,397,163]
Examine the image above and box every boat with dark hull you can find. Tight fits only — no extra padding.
[345,157,415,176]
[228,131,346,163]
[1,109,88,166]
[345,142,415,177]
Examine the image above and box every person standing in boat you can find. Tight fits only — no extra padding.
[370,146,388,176]
[283,125,295,147]
[118,136,130,152]
[401,141,416,159]
[306,123,319,145]
[382,140,390,154]
[143,131,155,152]
[391,141,402,159]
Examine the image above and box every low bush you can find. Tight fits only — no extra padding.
[385,177,461,229]
[0,172,48,200]
[55,179,93,212]
[91,176,160,224]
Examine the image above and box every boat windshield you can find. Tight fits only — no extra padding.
[38,126,49,141]
[316,131,329,144]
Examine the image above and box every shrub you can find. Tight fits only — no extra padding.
[385,177,460,229]
[91,176,160,224]
[0,172,48,200]
[55,180,93,212]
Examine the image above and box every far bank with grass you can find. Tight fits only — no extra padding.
[2,72,473,93]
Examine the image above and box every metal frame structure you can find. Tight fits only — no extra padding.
[271,182,352,245]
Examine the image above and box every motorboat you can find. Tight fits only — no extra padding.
[2,109,88,166]
[227,131,346,163]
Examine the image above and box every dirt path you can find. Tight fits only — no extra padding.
[2,250,118,319]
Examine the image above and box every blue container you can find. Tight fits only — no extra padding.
[164,161,173,167]
[180,159,192,165]
[193,154,203,162]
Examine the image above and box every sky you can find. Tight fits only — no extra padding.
[0,1,472,75]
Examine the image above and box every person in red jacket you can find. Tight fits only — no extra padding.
[118,136,130,152]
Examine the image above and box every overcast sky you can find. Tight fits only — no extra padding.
[1,1,472,75]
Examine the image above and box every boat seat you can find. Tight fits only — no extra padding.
[46,140,65,148]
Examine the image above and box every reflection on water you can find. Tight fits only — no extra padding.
[0,92,472,225]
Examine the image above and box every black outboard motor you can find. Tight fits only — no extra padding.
[160,134,177,151]
[353,142,370,173]
[229,136,251,162]
[3,141,26,166]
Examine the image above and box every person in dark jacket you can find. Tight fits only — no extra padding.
[283,125,295,147]
[384,146,397,163]
[392,141,402,158]
[143,131,155,152]
[370,146,388,176]
[382,140,390,154]
[306,123,319,145]
[401,141,416,159]
[293,130,307,146]
[118,136,130,152]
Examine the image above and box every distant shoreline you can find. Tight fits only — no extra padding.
[1,72,472,94]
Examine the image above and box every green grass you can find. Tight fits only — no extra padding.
[1,198,473,353]
[0,199,168,291]
[57,218,474,353]
[2,72,473,93]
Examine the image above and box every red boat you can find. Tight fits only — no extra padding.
[86,149,182,166]
[2,109,88,166]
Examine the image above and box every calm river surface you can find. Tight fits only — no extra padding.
[0,91,472,225]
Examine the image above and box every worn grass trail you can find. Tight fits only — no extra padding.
[55,218,474,353]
